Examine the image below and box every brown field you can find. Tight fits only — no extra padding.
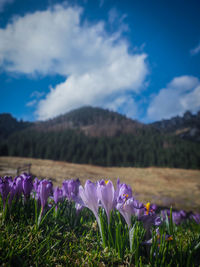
[0,156,200,212]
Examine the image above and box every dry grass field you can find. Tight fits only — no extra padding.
[0,156,200,212]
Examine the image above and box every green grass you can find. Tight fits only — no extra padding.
[0,197,200,266]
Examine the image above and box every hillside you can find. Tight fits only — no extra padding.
[0,107,200,169]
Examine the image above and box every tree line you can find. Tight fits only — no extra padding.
[0,128,200,169]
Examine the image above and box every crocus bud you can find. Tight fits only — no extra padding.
[62,179,80,201]
[53,187,63,205]
[22,175,33,200]
[38,180,53,213]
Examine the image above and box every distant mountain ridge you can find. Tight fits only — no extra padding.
[0,107,200,169]
[151,110,200,142]
[0,106,200,141]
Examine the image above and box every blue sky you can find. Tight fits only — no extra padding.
[0,0,200,122]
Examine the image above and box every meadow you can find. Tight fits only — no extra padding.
[0,156,200,212]
[0,171,200,266]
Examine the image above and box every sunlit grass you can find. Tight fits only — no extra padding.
[0,194,200,266]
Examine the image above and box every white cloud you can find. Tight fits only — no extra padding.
[105,95,138,118]
[147,75,200,121]
[190,42,200,55]
[37,50,147,120]
[0,0,13,12]
[0,4,148,120]
[30,91,45,99]
[26,99,37,107]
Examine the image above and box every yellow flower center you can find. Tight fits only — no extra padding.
[145,202,151,215]
[167,236,173,241]
[123,194,129,199]
[105,180,109,185]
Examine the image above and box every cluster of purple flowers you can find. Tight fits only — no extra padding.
[0,174,200,227]
[78,179,200,231]
[161,209,200,225]
[0,174,33,207]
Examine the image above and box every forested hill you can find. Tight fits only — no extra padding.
[33,106,144,137]
[0,107,200,169]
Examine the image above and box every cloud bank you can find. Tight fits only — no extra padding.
[0,4,148,120]
[147,75,200,121]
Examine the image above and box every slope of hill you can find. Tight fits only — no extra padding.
[0,113,31,139]
[0,107,200,169]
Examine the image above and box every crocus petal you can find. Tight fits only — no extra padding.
[116,197,135,228]
[97,180,115,224]
[79,180,99,220]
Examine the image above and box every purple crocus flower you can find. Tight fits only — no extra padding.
[132,199,145,218]
[7,176,23,205]
[8,181,17,205]
[0,177,11,208]
[4,176,13,185]
[116,196,135,228]
[14,176,23,196]
[179,210,186,219]
[139,214,161,228]
[19,173,29,179]
[53,187,63,209]
[139,213,162,241]
[144,202,157,216]
[137,202,161,241]
[190,213,200,224]
[151,204,157,213]
[161,209,186,225]
[97,180,115,224]
[33,178,40,200]
[33,178,40,192]
[38,179,53,214]
[114,179,132,205]
[22,175,33,201]
[118,183,133,199]
[62,179,80,201]
[79,180,104,238]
